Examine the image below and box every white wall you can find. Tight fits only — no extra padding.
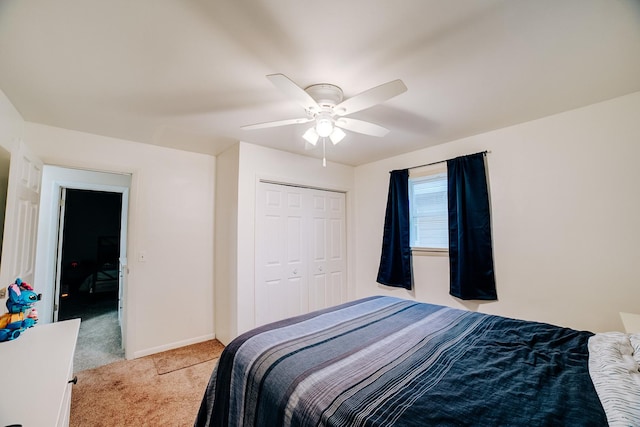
[214,142,355,343]
[0,89,24,307]
[24,122,216,358]
[214,143,239,345]
[0,89,23,152]
[355,91,640,333]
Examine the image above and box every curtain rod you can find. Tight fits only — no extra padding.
[406,150,490,171]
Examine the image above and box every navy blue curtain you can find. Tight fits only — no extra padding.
[447,153,497,300]
[377,169,412,290]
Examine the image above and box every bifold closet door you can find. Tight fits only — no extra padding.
[308,189,347,312]
[255,183,308,326]
[255,182,346,327]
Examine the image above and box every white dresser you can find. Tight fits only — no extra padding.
[620,312,640,333]
[0,318,80,427]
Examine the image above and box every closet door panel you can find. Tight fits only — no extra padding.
[329,271,346,307]
[255,184,307,327]
[309,192,327,311]
[325,192,347,306]
[308,190,346,311]
[310,273,327,312]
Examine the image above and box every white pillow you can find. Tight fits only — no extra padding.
[588,332,640,427]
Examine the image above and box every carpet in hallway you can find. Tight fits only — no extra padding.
[60,292,124,372]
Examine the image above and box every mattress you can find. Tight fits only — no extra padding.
[195,296,610,426]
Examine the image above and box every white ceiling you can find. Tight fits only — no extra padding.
[1,0,639,166]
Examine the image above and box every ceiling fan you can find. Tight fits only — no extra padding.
[242,74,407,149]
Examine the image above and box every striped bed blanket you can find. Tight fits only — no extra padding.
[195,296,607,426]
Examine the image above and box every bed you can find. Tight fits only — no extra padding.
[77,263,119,294]
[195,296,639,427]
[77,235,120,295]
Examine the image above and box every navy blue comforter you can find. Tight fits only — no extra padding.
[195,296,607,426]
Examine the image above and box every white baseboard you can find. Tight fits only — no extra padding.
[131,333,216,359]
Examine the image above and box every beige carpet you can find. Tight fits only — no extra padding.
[71,339,224,427]
[152,339,225,375]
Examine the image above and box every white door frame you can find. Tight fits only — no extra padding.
[34,166,131,356]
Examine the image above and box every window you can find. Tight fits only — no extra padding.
[409,167,448,250]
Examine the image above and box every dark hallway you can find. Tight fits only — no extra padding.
[57,189,124,371]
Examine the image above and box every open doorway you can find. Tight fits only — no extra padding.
[35,166,132,363]
[57,189,125,370]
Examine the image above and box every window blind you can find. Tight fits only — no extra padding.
[409,171,448,249]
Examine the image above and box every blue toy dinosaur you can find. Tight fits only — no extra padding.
[0,278,41,341]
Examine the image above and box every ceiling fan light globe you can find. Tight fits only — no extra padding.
[330,127,346,145]
[316,118,333,137]
[303,127,319,145]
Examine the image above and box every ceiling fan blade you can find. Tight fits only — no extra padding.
[241,117,312,130]
[333,79,407,116]
[267,74,321,113]
[335,118,389,137]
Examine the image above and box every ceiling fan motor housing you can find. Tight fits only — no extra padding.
[305,84,344,112]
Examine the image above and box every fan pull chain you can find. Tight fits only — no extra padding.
[322,138,327,167]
